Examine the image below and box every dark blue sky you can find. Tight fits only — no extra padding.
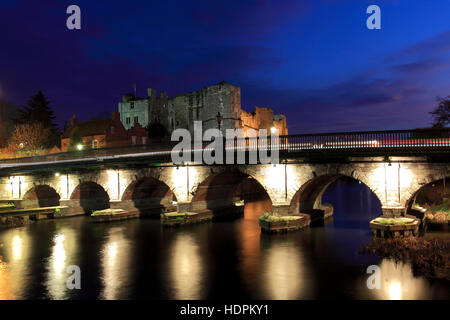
[0,0,449,133]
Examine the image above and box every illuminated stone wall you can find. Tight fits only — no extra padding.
[1,158,449,218]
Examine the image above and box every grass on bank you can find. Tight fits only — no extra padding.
[259,212,301,223]
[372,217,415,225]
[91,209,125,216]
[0,202,15,209]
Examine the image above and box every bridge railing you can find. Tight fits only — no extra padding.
[276,128,450,152]
[0,128,449,166]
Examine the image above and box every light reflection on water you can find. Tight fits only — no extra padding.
[168,233,205,300]
[99,227,132,300]
[0,230,31,299]
[45,228,78,300]
[0,179,448,299]
[370,259,432,300]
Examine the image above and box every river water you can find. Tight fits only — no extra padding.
[0,178,448,300]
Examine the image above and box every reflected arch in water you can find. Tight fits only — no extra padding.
[190,169,272,220]
[22,185,61,208]
[121,177,177,216]
[70,181,110,214]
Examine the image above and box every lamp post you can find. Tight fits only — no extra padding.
[216,112,223,131]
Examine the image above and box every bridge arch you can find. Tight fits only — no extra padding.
[22,185,61,208]
[405,176,450,211]
[190,169,273,218]
[121,177,177,216]
[70,181,110,214]
[289,173,383,221]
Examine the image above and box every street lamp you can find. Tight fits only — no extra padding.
[271,126,277,134]
[76,144,83,151]
[216,112,223,131]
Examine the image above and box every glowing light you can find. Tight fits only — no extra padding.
[389,281,402,300]
[270,126,277,134]
[52,234,66,273]
[59,174,74,200]
[106,169,126,200]
[76,144,83,151]
[367,260,428,300]
[170,165,198,202]
[12,236,22,260]
[9,176,27,199]
[106,242,118,260]
[55,172,60,177]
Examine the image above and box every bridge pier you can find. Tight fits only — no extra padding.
[176,201,191,213]
[271,204,291,216]
[381,206,406,218]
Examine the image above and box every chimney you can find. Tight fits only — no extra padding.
[147,88,156,98]
[70,114,77,127]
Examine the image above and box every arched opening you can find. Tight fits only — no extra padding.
[190,170,272,220]
[22,185,60,208]
[290,175,382,227]
[407,177,450,224]
[122,177,177,216]
[70,182,110,214]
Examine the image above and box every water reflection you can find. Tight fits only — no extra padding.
[260,239,313,300]
[169,233,205,299]
[45,228,77,299]
[0,230,31,299]
[371,259,430,300]
[99,227,132,300]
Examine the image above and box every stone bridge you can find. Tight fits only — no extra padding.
[1,157,449,222]
[1,128,449,226]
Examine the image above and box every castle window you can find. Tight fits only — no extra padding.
[130,102,134,109]
[134,116,138,124]
[126,117,130,124]
[92,140,98,149]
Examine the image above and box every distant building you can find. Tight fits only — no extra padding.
[118,81,288,137]
[61,112,148,152]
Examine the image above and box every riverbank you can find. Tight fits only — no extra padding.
[361,237,450,280]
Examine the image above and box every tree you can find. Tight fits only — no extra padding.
[430,96,450,128]
[15,91,60,147]
[8,122,51,156]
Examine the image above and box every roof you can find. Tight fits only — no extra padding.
[62,118,112,138]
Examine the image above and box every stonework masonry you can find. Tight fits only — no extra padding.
[118,81,288,136]
[1,158,448,222]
